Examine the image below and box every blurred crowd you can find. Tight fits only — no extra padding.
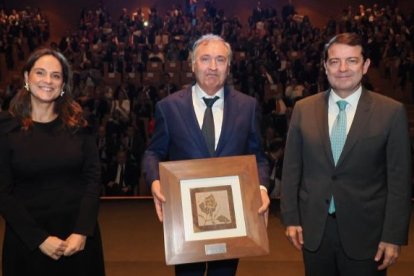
[1,1,413,197]
[0,7,49,69]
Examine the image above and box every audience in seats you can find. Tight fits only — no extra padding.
[1,2,414,196]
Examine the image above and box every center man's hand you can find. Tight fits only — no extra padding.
[258,188,270,226]
[151,180,166,222]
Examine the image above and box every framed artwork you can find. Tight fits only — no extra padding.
[159,155,269,265]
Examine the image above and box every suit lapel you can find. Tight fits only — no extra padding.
[215,87,236,156]
[336,88,373,166]
[316,91,335,165]
[176,87,210,155]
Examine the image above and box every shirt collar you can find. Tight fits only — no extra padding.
[329,86,362,110]
[194,84,224,99]
[193,84,224,107]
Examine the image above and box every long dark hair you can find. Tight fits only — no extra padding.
[9,47,86,130]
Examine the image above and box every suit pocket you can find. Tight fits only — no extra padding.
[299,189,309,202]
[356,134,387,157]
[358,133,386,146]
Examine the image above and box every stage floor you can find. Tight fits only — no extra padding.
[0,199,413,275]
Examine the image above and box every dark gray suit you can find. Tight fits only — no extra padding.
[281,89,412,260]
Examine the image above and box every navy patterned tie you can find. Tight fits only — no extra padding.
[202,96,219,156]
[329,100,348,214]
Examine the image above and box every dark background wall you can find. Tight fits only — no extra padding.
[3,0,414,42]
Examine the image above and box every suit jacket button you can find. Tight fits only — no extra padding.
[325,199,330,204]
[331,175,337,180]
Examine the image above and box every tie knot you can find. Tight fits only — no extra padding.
[203,96,219,108]
[337,100,348,111]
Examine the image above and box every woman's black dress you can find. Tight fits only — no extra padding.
[0,112,105,276]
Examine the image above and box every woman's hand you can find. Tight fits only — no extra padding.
[39,236,68,260]
[63,233,87,257]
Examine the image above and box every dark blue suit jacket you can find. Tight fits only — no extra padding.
[144,86,269,188]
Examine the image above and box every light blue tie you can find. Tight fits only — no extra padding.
[329,100,348,214]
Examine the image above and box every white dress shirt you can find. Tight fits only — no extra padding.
[192,84,224,150]
[328,86,362,136]
[115,164,125,186]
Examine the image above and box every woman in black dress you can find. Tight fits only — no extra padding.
[0,48,105,275]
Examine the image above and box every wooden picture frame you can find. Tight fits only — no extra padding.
[159,155,269,265]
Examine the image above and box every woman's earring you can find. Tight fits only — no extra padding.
[24,82,29,91]
[60,90,65,97]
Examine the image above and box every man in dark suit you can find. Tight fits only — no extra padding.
[144,34,270,276]
[96,125,115,168]
[158,72,178,96]
[281,32,412,276]
[122,126,145,165]
[105,149,137,196]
